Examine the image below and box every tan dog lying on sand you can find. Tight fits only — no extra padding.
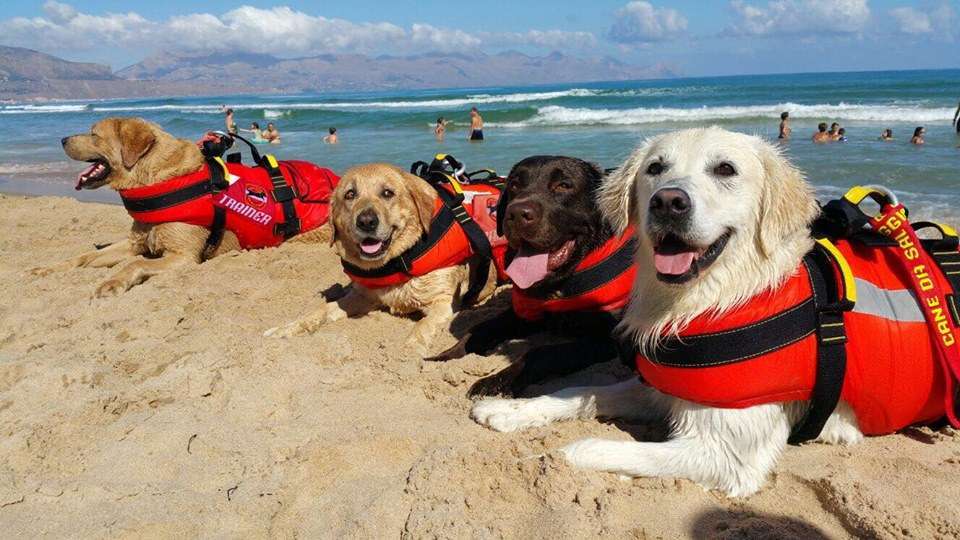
[265,163,496,353]
[35,117,329,297]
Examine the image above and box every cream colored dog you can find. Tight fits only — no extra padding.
[470,127,867,497]
[265,163,496,353]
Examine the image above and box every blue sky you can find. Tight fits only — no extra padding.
[1,1,956,76]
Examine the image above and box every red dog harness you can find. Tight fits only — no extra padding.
[342,155,507,305]
[509,227,637,321]
[636,187,960,442]
[119,156,338,255]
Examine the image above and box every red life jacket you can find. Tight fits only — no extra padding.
[507,227,637,321]
[342,180,508,304]
[119,156,338,252]
[635,236,957,437]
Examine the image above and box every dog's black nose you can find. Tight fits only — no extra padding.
[355,209,379,233]
[650,188,691,220]
[60,137,69,147]
[506,200,542,230]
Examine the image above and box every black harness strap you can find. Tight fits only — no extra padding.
[262,156,300,239]
[121,180,212,213]
[521,236,637,302]
[788,246,851,445]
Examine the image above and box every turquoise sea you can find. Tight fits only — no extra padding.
[2,69,959,219]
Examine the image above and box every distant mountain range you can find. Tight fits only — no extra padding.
[0,46,677,101]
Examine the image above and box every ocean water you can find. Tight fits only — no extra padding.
[2,69,959,220]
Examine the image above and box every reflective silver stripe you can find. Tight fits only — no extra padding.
[852,277,924,322]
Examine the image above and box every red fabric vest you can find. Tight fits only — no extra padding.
[344,183,507,289]
[509,227,637,321]
[119,160,338,249]
[635,239,951,435]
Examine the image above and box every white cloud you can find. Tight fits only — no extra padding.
[726,0,871,36]
[0,3,595,59]
[889,7,932,34]
[609,1,688,43]
[888,4,955,40]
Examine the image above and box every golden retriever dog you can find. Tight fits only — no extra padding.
[265,163,496,353]
[469,127,874,497]
[34,117,328,297]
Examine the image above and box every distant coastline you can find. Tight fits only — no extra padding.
[0,46,677,102]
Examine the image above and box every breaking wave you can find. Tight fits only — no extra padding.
[490,103,955,127]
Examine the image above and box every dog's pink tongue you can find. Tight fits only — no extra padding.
[506,251,549,289]
[75,163,97,190]
[360,240,383,254]
[654,252,696,275]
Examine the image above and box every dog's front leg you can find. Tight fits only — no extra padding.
[263,286,377,338]
[561,402,791,497]
[406,300,455,355]
[471,378,665,432]
[32,239,138,276]
[94,251,197,297]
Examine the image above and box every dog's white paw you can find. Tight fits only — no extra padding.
[560,438,628,472]
[470,397,551,432]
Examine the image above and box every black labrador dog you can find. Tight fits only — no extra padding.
[427,155,630,395]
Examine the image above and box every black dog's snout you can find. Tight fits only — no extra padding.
[506,200,543,230]
[60,137,70,147]
[650,188,691,220]
[355,208,379,233]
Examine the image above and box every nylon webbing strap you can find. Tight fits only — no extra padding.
[788,246,851,445]
[121,181,212,213]
[434,186,493,305]
[202,206,227,261]
[262,155,300,239]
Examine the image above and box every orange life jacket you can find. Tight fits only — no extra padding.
[507,227,637,321]
[341,180,507,304]
[119,156,338,254]
[635,235,957,437]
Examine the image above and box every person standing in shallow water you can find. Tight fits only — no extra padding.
[468,107,484,141]
[778,111,791,140]
[434,117,448,141]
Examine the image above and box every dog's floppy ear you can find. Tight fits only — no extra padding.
[596,157,639,235]
[756,143,819,258]
[118,118,156,170]
[401,169,437,234]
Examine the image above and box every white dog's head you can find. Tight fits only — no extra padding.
[600,127,819,335]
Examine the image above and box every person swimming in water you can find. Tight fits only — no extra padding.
[468,107,484,141]
[778,111,791,140]
[323,127,338,144]
[240,122,265,142]
[911,126,925,145]
[812,122,831,143]
[828,122,841,141]
[263,123,281,144]
[879,129,894,141]
[836,128,848,142]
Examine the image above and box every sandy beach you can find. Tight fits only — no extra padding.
[2,192,960,538]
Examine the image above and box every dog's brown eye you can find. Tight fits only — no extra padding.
[646,162,665,176]
[344,189,357,200]
[553,180,574,192]
[381,188,395,199]
[713,162,737,177]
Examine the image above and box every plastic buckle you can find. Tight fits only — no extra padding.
[272,185,296,202]
[274,218,300,238]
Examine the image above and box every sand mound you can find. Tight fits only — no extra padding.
[2,193,959,538]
